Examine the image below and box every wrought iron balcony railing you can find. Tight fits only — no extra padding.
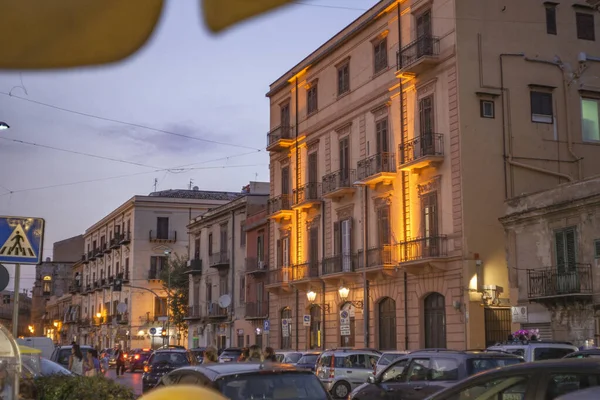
[322,169,356,196]
[357,152,396,181]
[398,133,444,166]
[322,254,358,275]
[268,194,292,215]
[267,125,293,147]
[396,35,441,70]
[527,264,593,300]
[293,182,322,205]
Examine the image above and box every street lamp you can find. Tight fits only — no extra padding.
[306,290,317,303]
[0,122,9,130]
[338,285,364,309]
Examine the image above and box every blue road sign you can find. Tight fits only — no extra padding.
[149,327,157,335]
[0,216,45,265]
[264,320,270,332]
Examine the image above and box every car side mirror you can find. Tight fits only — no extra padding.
[367,375,376,384]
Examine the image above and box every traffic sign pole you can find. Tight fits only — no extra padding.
[11,264,20,338]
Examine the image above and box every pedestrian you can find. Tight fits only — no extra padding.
[100,350,109,375]
[68,344,84,376]
[264,347,277,362]
[85,349,101,377]
[246,345,263,362]
[114,344,126,378]
[238,347,249,362]
[202,347,218,364]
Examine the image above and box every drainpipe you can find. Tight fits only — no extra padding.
[362,185,369,347]
[524,57,582,180]
[295,76,300,352]
[321,280,326,351]
[295,288,299,351]
[398,3,408,352]
[229,209,235,347]
[321,200,326,351]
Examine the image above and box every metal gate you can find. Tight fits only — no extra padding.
[484,308,512,346]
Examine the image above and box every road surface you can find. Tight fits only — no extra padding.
[106,368,143,397]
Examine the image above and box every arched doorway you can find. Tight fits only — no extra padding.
[281,307,292,349]
[309,305,322,349]
[378,297,397,350]
[340,302,356,347]
[424,292,446,348]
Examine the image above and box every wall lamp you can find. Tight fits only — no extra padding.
[338,285,364,309]
[306,290,331,313]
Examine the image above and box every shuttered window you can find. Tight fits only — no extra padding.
[377,206,391,246]
[555,228,576,273]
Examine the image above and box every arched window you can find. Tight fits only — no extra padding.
[340,303,356,347]
[378,297,397,350]
[281,307,292,349]
[309,305,322,349]
[424,292,446,348]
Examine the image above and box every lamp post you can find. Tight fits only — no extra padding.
[164,250,172,346]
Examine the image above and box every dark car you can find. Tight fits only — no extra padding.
[50,345,95,368]
[155,362,332,400]
[296,352,322,372]
[126,348,152,372]
[349,349,523,400]
[424,358,600,400]
[218,347,244,363]
[563,349,600,359]
[141,349,197,393]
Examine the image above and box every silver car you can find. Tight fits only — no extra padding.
[316,349,380,399]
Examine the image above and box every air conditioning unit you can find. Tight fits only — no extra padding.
[258,261,266,269]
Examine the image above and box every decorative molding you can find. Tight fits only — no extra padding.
[335,122,352,135]
[306,215,321,228]
[370,101,391,116]
[335,56,351,68]
[335,204,354,220]
[278,97,291,107]
[416,78,437,97]
[373,195,392,208]
[411,0,433,15]
[417,175,441,197]
[279,155,291,166]
[305,78,318,90]
[370,29,390,43]
[307,138,320,152]
[278,226,292,236]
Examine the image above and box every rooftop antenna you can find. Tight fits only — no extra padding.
[189,179,194,190]
[153,178,158,192]
[255,172,258,181]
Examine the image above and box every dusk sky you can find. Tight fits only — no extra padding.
[0,0,378,291]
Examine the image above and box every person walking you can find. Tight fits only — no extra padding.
[246,345,263,362]
[202,347,218,364]
[68,344,84,376]
[85,349,101,377]
[114,344,126,378]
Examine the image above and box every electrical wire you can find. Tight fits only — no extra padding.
[0,91,263,152]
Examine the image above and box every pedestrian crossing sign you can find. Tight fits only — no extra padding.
[0,216,45,265]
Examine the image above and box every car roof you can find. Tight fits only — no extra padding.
[482,358,600,373]
[174,362,311,379]
[153,349,188,353]
[221,347,243,351]
[56,345,93,349]
[407,349,522,358]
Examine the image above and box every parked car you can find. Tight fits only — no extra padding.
[189,347,207,363]
[563,348,600,359]
[424,358,600,400]
[275,351,303,364]
[141,349,197,393]
[126,348,152,372]
[39,357,73,376]
[375,351,410,375]
[296,352,322,371]
[155,362,332,400]
[350,349,523,400]
[50,345,94,368]
[316,348,381,399]
[100,348,117,368]
[487,339,577,362]
[218,347,244,363]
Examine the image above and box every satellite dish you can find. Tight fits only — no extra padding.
[117,302,127,314]
[218,294,231,308]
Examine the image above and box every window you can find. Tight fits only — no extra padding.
[534,347,577,361]
[374,38,388,73]
[375,117,389,153]
[154,297,168,317]
[257,234,264,262]
[595,239,600,258]
[150,256,168,279]
[530,91,553,123]
[281,166,290,195]
[194,237,200,259]
[582,98,600,142]
[545,373,600,398]
[42,276,52,295]
[447,376,529,400]
[219,224,228,253]
[337,62,350,96]
[239,275,245,303]
[480,100,495,118]
[555,227,576,273]
[219,276,228,296]
[208,233,213,256]
[240,223,246,247]
[339,136,350,181]
[430,358,459,381]
[406,359,430,381]
[377,206,391,247]
[237,333,244,347]
[157,217,169,239]
[545,4,557,35]
[307,84,318,114]
[576,12,595,41]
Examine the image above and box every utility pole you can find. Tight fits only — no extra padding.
[12,264,20,338]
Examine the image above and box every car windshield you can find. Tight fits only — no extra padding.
[297,355,319,364]
[56,348,92,366]
[467,358,523,375]
[40,358,72,376]
[379,353,403,366]
[221,351,242,358]
[218,372,328,400]
[151,352,188,365]
[283,353,302,363]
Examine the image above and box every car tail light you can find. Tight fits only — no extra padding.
[134,355,140,360]
[144,365,151,373]
[329,355,335,379]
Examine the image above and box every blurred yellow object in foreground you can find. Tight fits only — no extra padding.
[139,385,228,400]
[202,0,292,32]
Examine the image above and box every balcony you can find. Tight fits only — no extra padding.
[322,169,356,201]
[148,270,161,281]
[398,133,444,172]
[95,246,106,258]
[103,243,111,254]
[82,254,89,264]
[527,264,593,303]
[291,262,320,283]
[88,251,96,261]
[397,235,449,273]
[266,267,292,294]
[84,284,91,293]
[101,278,108,288]
[292,182,322,211]
[116,313,128,324]
[396,35,441,79]
[117,271,130,282]
[209,251,230,270]
[267,194,293,222]
[207,302,228,318]
[185,258,203,275]
[185,305,203,320]
[110,237,120,249]
[93,281,101,291]
[69,281,82,294]
[322,254,358,277]
[245,301,268,319]
[149,230,177,243]
[119,232,131,245]
[356,152,396,187]
[245,257,268,275]
[266,125,294,152]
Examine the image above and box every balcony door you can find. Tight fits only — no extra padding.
[339,136,350,184]
[421,192,439,257]
[308,152,318,198]
[309,227,319,276]
[555,228,578,294]
[257,282,264,315]
[157,217,169,240]
[281,103,290,132]
[416,10,432,56]
[282,236,290,283]
[375,117,391,173]
[281,166,290,196]
[377,206,391,264]
[341,219,352,272]
[419,96,435,156]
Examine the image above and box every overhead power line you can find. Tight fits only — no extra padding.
[0,91,263,152]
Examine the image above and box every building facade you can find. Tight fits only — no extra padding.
[501,177,600,346]
[186,182,269,349]
[265,0,600,351]
[77,189,240,349]
[1,290,32,337]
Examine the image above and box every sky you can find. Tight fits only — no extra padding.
[0,0,380,292]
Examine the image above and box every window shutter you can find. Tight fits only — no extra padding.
[333,221,341,256]
[555,231,566,273]
[348,218,353,253]
[565,229,576,270]
[277,239,282,267]
[150,257,157,276]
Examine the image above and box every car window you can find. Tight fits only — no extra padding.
[430,358,459,381]
[545,373,600,399]
[283,353,302,363]
[381,359,408,383]
[534,348,575,361]
[379,353,402,366]
[407,359,430,382]
[565,353,600,359]
[298,355,319,364]
[335,354,372,369]
[467,358,523,375]
[447,375,530,400]
[151,352,188,365]
[217,372,328,400]
[317,355,331,367]
[40,358,72,376]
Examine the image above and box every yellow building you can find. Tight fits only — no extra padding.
[265,0,600,350]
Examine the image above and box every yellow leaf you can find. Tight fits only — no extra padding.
[202,0,292,33]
